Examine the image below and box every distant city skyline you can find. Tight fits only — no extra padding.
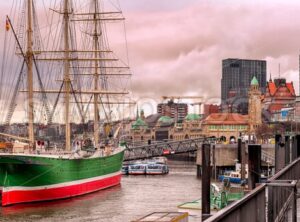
[0,0,300,119]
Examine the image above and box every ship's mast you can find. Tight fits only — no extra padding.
[93,0,100,147]
[63,0,71,151]
[26,0,34,146]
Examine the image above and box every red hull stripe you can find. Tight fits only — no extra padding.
[2,174,121,206]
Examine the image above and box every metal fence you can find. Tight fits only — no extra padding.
[205,157,300,222]
[266,180,297,222]
[205,184,266,222]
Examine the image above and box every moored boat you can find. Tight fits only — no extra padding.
[128,163,147,175]
[0,0,132,206]
[125,157,169,175]
[218,171,244,184]
[145,163,169,175]
[0,147,124,206]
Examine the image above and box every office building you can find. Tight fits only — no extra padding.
[221,58,266,114]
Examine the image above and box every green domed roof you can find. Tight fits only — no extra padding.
[132,117,148,130]
[158,116,173,123]
[185,113,200,121]
[251,76,259,86]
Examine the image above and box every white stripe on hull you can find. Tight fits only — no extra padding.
[3,171,121,192]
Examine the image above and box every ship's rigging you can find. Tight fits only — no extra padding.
[0,0,134,149]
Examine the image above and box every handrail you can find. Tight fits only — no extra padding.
[270,156,300,181]
[205,184,266,222]
[205,157,300,222]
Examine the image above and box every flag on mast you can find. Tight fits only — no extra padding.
[5,18,10,31]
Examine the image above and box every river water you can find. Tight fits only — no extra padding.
[0,160,203,222]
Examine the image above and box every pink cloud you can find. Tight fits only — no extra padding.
[119,2,300,98]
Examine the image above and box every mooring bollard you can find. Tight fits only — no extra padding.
[275,134,285,172]
[248,144,261,189]
[202,143,211,220]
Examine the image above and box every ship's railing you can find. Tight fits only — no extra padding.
[0,143,124,159]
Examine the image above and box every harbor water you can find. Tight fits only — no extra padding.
[0,159,203,222]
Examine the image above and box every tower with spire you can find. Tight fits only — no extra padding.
[248,76,262,132]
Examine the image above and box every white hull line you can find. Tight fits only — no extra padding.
[3,171,121,192]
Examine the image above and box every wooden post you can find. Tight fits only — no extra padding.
[213,144,216,181]
[267,185,274,222]
[248,144,261,189]
[296,135,300,158]
[202,143,211,220]
[197,165,201,178]
[292,185,297,222]
[275,134,285,172]
[291,136,297,161]
[237,137,242,163]
[285,136,290,165]
[241,142,246,180]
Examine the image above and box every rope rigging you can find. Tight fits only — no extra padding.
[0,0,132,143]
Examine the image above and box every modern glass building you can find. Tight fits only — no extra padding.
[221,58,266,114]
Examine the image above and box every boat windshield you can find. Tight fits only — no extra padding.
[130,165,145,170]
[224,172,231,176]
[147,164,162,169]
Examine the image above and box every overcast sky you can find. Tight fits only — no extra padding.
[1,0,300,119]
[120,0,300,102]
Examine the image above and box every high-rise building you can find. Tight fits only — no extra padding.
[221,58,266,114]
[157,100,188,122]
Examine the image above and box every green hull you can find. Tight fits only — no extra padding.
[0,150,124,188]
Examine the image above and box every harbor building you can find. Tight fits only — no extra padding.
[130,111,203,142]
[202,76,262,142]
[262,77,296,122]
[131,110,154,142]
[203,104,219,118]
[202,113,249,143]
[170,114,203,140]
[221,58,266,114]
[248,76,262,132]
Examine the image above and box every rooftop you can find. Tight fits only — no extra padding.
[203,113,248,125]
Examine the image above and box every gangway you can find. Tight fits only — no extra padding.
[124,137,215,161]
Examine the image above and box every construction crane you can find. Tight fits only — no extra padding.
[161,96,203,101]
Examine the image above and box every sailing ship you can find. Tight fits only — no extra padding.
[0,0,132,206]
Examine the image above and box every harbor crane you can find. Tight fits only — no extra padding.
[161,96,203,101]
